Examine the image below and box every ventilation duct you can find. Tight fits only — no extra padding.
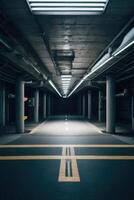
[54,50,74,74]
[113,27,134,56]
[91,52,110,72]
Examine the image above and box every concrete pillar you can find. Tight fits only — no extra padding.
[106,74,116,133]
[43,93,47,119]
[0,83,6,127]
[98,91,103,122]
[6,91,9,125]
[87,91,92,120]
[82,93,86,118]
[34,89,39,123]
[132,94,134,130]
[48,95,51,116]
[78,94,82,115]
[16,79,24,133]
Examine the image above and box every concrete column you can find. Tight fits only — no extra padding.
[82,94,86,118]
[87,91,92,120]
[0,83,6,127]
[16,79,24,133]
[78,94,82,115]
[43,93,47,119]
[132,94,134,130]
[48,95,51,116]
[98,91,103,122]
[6,91,9,125]
[106,74,116,133]
[34,89,39,123]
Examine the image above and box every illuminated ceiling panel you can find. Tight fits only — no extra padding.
[27,0,110,15]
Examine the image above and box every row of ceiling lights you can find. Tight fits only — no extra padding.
[61,75,72,96]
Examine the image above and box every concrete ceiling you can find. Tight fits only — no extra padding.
[0,0,134,96]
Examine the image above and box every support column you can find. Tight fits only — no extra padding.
[132,92,134,130]
[87,91,92,120]
[34,89,39,123]
[0,83,5,127]
[98,91,103,122]
[48,95,51,116]
[43,93,47,119]
[106,74,116,133]
[78,94,82,115]
[82,93,85,118]
[16,79,24,133]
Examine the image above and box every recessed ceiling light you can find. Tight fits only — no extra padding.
[61,78,71,80]
[61,75,72,78]
[27,0,109,15]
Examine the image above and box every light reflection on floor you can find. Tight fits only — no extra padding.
[33,116,102,135]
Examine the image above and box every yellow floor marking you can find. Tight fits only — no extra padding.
[0,144,134,148]
[0,155,134,161]
[58,147,80,182]
[70,147,80,182]
[75,156,134,160]
[58,147,66,182]
[0,156,61,160]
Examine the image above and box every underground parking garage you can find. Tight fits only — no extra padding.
[0,0,134,199]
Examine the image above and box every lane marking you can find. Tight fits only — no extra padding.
[70,147,80,182]
[58,147,80,182]
[0,155,134,160]
[0,144,134,148]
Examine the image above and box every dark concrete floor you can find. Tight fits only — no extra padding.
[0,116,134,200]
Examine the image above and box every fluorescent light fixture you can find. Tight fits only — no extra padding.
[113,40,134,57]
[61,78,71,80]
[68,78,84,97]
[27,0,109,15]
[62,81,71,83]
[68,39,134,97]
[91,56,113,73]
[61,75,72,78]
[31,7,104,11]
[68,56,113,97]
[30,3,105,7]
[29,0,108,2]
[48,80,62,97]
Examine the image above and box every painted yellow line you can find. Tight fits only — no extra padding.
[0,155,134,161]
[75,156,134,160]
[58,147,66,182]
[70,147,80,182]
[0,156,62,160]
[58,147,80,182]
[0,144,134,148]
